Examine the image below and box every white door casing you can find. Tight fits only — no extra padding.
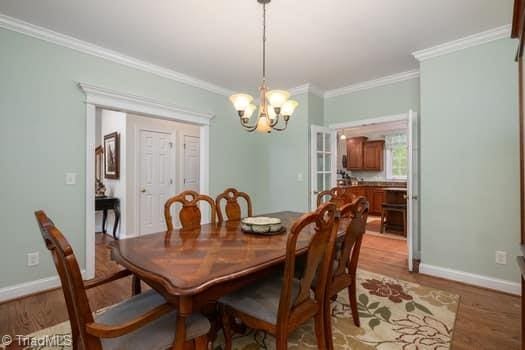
[183,135,200,192]
[310,125,337,210]
[139,130,175,235]
[407,110,419,272]
[327,112,420,273]
[81,83,213,281]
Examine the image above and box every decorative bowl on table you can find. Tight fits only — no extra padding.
[241,217,284,235]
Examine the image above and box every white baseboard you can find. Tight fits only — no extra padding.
[0,269,87,303]
[419,263,520,295]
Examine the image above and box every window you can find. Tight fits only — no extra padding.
[386,133,408,180]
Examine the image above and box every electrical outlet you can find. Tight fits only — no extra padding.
[495,251,507,265]
[65,172,77,185]
[27,252,39,267]
[297,173,303,182]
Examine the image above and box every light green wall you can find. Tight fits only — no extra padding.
[251,91,327,214]
[0,25,520,292]
[420,38,520,282]
[324,78,420,124]
[0,28,264,287]
[253,93,310,213]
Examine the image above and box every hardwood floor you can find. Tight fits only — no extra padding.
[0,232,520,349]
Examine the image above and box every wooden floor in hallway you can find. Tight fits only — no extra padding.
[0,232,520,349]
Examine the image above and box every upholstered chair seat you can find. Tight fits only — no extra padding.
[220,278,301,324]
[99,290,211,350]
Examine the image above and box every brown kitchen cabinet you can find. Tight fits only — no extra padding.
[363,140,385,171]
[367,188,386,215]
[346,137,367,170]
[346,137,384,171]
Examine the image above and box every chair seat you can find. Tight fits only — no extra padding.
[97,289,210,350]
[219,276,301,325]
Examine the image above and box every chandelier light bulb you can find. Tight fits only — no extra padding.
[256,115,272,133]
[244,103,257,120]
[281,100,298,116]
[229,94,253,113]
[266,90,290,108]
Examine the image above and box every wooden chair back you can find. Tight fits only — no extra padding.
[278,202,340,328]
[215,188,253,223]
[317,187,356,210]
[35,210,101,350]
[329,196,369,295]
[164,190,217,230]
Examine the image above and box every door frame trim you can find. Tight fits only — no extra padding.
[327,112,419,272]
[80,83,213,279]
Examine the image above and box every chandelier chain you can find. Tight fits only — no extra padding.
[262,3,266,82]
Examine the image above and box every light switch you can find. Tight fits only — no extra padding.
[65,173,77,185]
[297,173,304,182]
[27,252,39,267]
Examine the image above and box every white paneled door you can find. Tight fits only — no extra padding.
[139,130,175,235]
[183,135,200,192]
[310,125,337,210]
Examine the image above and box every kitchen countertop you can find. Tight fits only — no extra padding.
[337,180,407,188]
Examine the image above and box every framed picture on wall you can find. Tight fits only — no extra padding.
[104,132,119,179]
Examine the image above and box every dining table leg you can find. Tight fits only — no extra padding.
[174,313,187,350]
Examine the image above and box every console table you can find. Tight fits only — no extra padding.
[95,196,120,240]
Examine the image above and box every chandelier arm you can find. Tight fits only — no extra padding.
[239,117,259,132]
[271,121,288,131]
[239,110,263,132]
[269,114,280,127]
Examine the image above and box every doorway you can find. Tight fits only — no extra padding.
[81,83,212,280]
[312,111,420,272]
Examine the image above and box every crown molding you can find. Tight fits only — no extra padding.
[413,24,512,61]
[324,70,420,98]
[79,83,215,124]
[288,83,325,97]
[0,13,234,96]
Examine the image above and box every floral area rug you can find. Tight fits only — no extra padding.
[22,269,459,350]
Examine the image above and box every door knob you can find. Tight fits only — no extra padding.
[141,189,146,193]
[412,195,418,200]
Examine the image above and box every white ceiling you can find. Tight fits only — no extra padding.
[0,0,513,92]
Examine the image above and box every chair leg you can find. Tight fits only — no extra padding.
[324,298,334,350]
[380,208,385,233]
[131,275,141,296]
[275,331,288,350]
[193,335,208,350]
[220,306,234,350]
[314,309,327,350]
[348,282,360,327]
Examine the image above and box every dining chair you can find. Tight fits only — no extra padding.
[219,202,340,350]
[34,210,210,350]
[215,187,253,223]
[316,187,356,210]
[164,190,217,231]
[323,196,369,350]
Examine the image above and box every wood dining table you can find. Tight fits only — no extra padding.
[110,211,348,349]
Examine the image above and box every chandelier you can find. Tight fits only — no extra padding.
[229,0,298,133]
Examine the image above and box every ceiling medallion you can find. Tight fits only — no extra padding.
[229,0,298,133]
